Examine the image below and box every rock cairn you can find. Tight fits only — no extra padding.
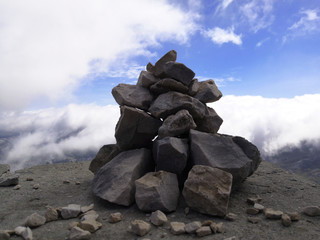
[90,50,262,217]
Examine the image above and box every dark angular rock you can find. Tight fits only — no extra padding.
[188,78,199,96]
[232,136,262,175]
[194,80,222,103]
[149,91,207,120]
[149,50,177,76]
[0,174,19,187]
[182,165,232,217]
[196,107,223,134]
[135,171,180,212]
[153,137,189,175]
[150,78,189,95]
[189,129,255,186]
[158,109,197,138]
[112,84,153,110]
[115,106,162,150]
[89,144,120,174]
[92,148,154,206]
[137,71,159,88]
[160,61,195,86]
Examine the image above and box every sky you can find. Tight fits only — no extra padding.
[0,0,320,170]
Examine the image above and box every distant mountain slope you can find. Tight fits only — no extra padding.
[264,141,320,183]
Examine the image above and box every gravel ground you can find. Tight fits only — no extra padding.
[0,160,319,240]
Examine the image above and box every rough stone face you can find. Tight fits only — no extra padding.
[81,210,99,222]
[188,79,199,96]
[210,222,223,233]
[153,137,189,175]
[0,164,10,176]
[25,213,46,228]
[196,107,223,134]
[225,212,237,221]
[69,226,91,240]
[170,222,186,235]
[194,79,222,103]
[189,129,254,185]
[281,214,291,227]
[15,226,33,240]
[302,206,320,217]
[92,148,154,206]
[150,78,189,95]
[150,210,168,226]
[149,50,177,76]
[253,203,265,212]
[115,106,162,150]
[264,208,283,219]
[158,110,197,139]
[137,71,159,88]
[112,84,153,111]
[45,207,59,222]
[108,212,123,223]
[130,220,151,237]
[149,91,207,120]
[135,171,180,212]
[81,204,94,214]
[79,219,102,233]
[185,221,201,234]
[182,165,232,217]
[288,212,300,221]
[89,144,120,174]
[196,226,212,237]
[159,61,195,86]
[0,174,19,187]
[61,204,81,219]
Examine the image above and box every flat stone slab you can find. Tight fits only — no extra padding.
[92,148,154,206]
[150,78,189,95]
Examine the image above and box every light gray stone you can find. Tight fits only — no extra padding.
[170,222,185,235]
[130,220,151,237]
[45,206,59,222]
[89,145,120,174]
[80,210,99,222]
[264,208,283,219]
[210,222,223,233]
[158,110,197,138]
[153,137,188,175]
[288,212,300,221]
[112,84,153,110]
[150,210,168,226]
[0,164,10,176]
[137,70,159,88]
[185,221,201,234]
[302,206,320,217]
[61,204,81,219]
[115,106,162,150]
[69,226,91,240]
[15,226,33,240]
[281,213,291,227]
[182,165,232,217]
[78,219,102,233]
[225,213,237,221]
[108,212,123,223]
[149,91,207,120]
[0,174,19,187]
[253,203,265,212]
[135,171,180,212]
[92,148,154,206]
[25,213,46,228]
[150,78,189,95]
[196,226,212,237]
[194,79,222,103]
[81,204,94,214]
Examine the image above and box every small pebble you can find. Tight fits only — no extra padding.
[281,213,291,227]
[63,180,70,184]
[264,208,283,219]
[130,220,151,237]
[13,184,21,190]
[170,222,185,235]
[108,212,123,223]
[247,216,260,224]
[32,184,40,190]
[26,178,33,181]
[150,210,167,226]
[225,213,237,221]
[302,206,320,217]
[246,208,260,215]
[196,226,212,237]
[288,212,300,221]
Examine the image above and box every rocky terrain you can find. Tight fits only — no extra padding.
[0,160,320,239]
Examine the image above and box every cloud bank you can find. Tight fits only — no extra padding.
[1,94,320,170]
[0,0,198,111]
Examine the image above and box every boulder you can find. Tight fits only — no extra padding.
[153,137,188,175]
[112,84,153,111]
[158,110,197,138]
[182,165,232,217]
[159,61,195,86]
[0,174,19,187]
[149,91,207,120]
[92,148,154,206]
[188,79,199,96]
[115,106,162,150]
[150,78,189,95]
[195,107,223,134]
[25,213,46,228]
[194,79,222,103]
[150,210,168,226]
[137,71,159,88]
[189,129,254,185]
[61,204,81,219]
[89,144,120,174]
[135,171,180,212]
[148,50,177,76]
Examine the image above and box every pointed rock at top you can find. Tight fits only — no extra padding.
[112,84,153,111]
[148,50,177,76]
[194,80,222,103]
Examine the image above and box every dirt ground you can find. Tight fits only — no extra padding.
[0,160,319,240]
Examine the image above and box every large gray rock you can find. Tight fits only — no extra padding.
[149,91,208,120]
[189,129,254,185]
[158,109,197,138]
[150,78,189,95]
[135,171,180,212]
[182,165,232,217]
[196,107,223,134]
[92,148,154,206]
[194,80,222,103]
[112,84,153,110]
[147,50,177,76]
[89,144,120,174]
[115,106,162,150]
[0,174,19,187]
[153,137,188,175]
[137,70,159,88]
[160,61,195,86]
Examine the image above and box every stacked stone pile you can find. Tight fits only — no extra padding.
[90,50,262,217]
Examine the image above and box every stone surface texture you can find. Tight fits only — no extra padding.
[89,144,120,174]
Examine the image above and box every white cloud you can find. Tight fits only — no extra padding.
[1,94,320,170]
[289,9,320,33]
[203,27,242,45]
[215,0,233,14]
[256,37,270,47]
[0,0,198,111]
[240,0,274,33]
